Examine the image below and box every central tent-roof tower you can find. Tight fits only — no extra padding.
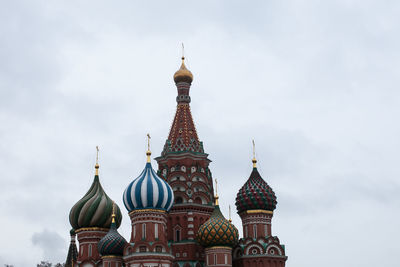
[155,55,215,267]
[160,56,205,156]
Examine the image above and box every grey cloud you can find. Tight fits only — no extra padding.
[32,229,66,263]
[1,0,400,266]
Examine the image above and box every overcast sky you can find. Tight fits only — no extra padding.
[0,0,399,266]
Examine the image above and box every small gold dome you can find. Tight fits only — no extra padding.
[173,57,193,84]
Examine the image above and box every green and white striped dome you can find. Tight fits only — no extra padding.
[69,164,122,230]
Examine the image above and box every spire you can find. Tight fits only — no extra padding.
[229,205,232,223]
[111,201,116,225]
[160,54,204,155]
[65,229,78,267]
[252,139,257,168]
[146,133,151,163]
[214,178,219,206]
[95,146,100,176]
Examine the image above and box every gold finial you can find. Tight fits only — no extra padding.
[111,201,116,224]
[146,133,151,163]
[214,178,219,205]
[95,146,100,175]
[173,44,193,84]
[229,205,232,223]
[252,139,257,168]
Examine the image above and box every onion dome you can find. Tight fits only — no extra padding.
[173,57,193,84]
[196,198,239,248]
[69,149,122,230]
[235,157,277,214]
[98,205,127,256]
[123,137,174,212]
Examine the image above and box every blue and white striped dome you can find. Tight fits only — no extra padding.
[123,161,174,212]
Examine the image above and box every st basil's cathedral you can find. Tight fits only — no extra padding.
[65,56,288,267]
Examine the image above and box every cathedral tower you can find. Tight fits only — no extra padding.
[69,148,123,266]
[123,138,175,266]
[232,152,287,267]
[156,56,215,266]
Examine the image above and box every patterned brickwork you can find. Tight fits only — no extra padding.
[162,103,204,155]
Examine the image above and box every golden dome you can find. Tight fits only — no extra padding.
[173,57,193,84]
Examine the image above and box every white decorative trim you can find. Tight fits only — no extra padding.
[245,244,264,255]
[266,244,283,256]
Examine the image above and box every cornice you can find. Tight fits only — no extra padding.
[75,227,108,233]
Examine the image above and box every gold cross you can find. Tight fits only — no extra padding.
[96,146,99,164]
[252,139,255,159]
[147,133,151,151]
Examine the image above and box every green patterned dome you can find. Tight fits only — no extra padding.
[69,164,122,230]
[235,166,277,214]
[98,215,127,256]
[196,205,239,248]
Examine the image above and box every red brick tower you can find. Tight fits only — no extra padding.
[123,141,175,266]
[68,148,123,267]
[232,150,287,267]
[155,56,215,267]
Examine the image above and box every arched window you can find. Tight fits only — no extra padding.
[245,226,248,238]
[253,225,257,239]
[88,244,92,257]
[214,254,217,264]
[176,229,181,241]
[155,223,159,239]
[142,223,146,239]
[175,196,183,204]
[194,197,202,204]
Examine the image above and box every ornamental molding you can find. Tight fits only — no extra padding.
[131,219,167,225]
[101,255,123,259]
[75,227,108,233]
[242,217,271,225]
[129,209,167,216]
[266,244,283,256]
[239,254,288,260]
[240,210,273,216]
[245,243,264,255]
[205,246,232,252]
